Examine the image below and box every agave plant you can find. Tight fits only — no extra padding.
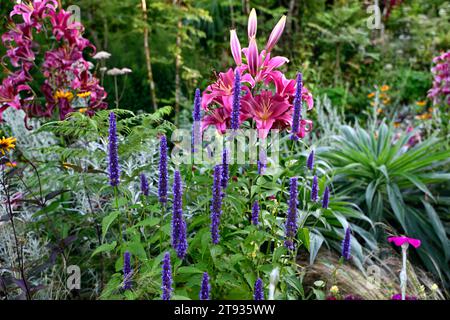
[323,123,450,286]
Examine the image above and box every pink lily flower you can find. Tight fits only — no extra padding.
[201,107,230,134]
[388,236,421,249]
[242,46,290,84]
[201,68,253,109]
[0,77,30,110]
[10,0,58,29]
[241,90,292,138]
[270,71,314,110]
[295,119,313,139]
[266,15,287,52]
[230,30,242,66]
[248,8,257,39]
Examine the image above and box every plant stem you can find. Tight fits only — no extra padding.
[400,244,408,300]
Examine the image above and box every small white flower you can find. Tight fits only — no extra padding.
[106,68,124,76]
[87,61,95,70]
[93,51,112,60]
[100,67,107,73]
[121,68,132,74]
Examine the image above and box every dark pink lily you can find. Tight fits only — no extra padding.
[242,90,292,139]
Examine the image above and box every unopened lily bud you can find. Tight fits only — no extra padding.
[230,30,242,66]
[266,15,286,52]
[247,37,259,76]
[248,8,257,39]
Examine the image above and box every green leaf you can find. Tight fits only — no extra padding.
[272,246,286,262]
[386,184,406,229]
[177,266,204,275]
[102,211,120,241]
[32,200,60,218]
[133,217,160,228]
[309,232,325,265]
[298,228,310,251]
[126,241,147,260]
[91,241,117,257]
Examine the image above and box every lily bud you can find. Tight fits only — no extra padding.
[266,15,286,52]
[230,30,242,66]
[247,37,259,76]
[248,8,257,39]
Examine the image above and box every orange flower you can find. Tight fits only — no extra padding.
[416,100,426,107]
[394,122,401,128]
[79,108,87,113]
[367,92,375,99]
[377,108,383,114]
[6,161,17,167]
[382,98,391,104]
[415,113,432,120]
[380,85,390,92]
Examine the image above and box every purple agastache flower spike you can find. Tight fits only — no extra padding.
[161,252,173,300]
[211,165,223,244]
[322,186,330,209]
[221,148,229,190]
[257,160,266,175]
[192,88,202,153]
[171,170,188,259]
[123,251,132,290]
[311,175,319,202]
[230,70,241,130]
[307,150,314,171]
[254,278,264,300]
[158,135,168,204]
[284,177,298,250]
[291,73,303,140]
[342,228,351,260]
[192,88,201,122]
[199,272,210,300]
[140,173,149,196]
[251,201,260,226]
[108,112,120,186]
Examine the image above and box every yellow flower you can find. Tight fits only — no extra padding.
[377,108,383,114]
[428,107,433,113]
[431,283,439,291]
[6,161,17,167]
[0,136,17,155]
[54,90,74,102]
[380,85,390,92]
[77,91,91,98]
[330,286,339,295]
[382,98,390,104]
[367,92,375,99]
[416,100,426,107]
[394,122,401,128]
[79,108,88,113]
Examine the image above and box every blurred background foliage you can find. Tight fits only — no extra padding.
[2,0,447,120]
